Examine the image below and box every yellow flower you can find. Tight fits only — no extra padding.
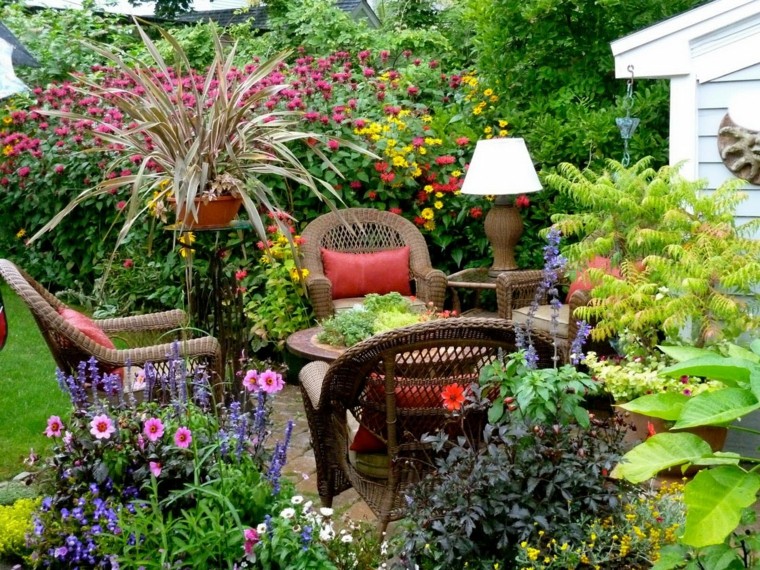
[418,147,427,155]
[483,88,494,97]
[472,107,482,116]
[15,228,25,239]
[451,170,462,177]
[2,145,12,156]
[412,167,422,177]
[499,120,508,128]
[421,114,433,123]
[399,109,411,118]
[424,185,434,194]
[434,201,443,209]
[392,155,408,168]
[2,116,12,124]
[484,126,493,134]
[179,247,194,258]
[499,130,508,137]
[178,232,196,246]
[421,207,434,220]
[435,192,444,198]
[490,95,499,103]
[424,220,436,231]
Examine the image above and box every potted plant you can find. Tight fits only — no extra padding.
[29,21,359,243]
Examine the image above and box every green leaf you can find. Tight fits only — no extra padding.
[674,388,759,429]
[682,466,760,547]
[750,339,760,356]
[617,392,688,421]
[726,343,759,364]
[488,398,504,424]
[658,345,717,362]
[611,432,713,483]
[651,544,689,570]
[694,543,745,570]
[661,356,755,386]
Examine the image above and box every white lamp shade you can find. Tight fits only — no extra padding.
[0,38,28,100]
[728,90,760,132]
[460,138,542,196]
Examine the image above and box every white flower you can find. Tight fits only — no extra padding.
[319,523,336,541]
[319,507,334,517]
[280,507,296,519]
[303,500,313,513]
[341,534,353,543]
[291,495,304,505]
[256,523,268,534]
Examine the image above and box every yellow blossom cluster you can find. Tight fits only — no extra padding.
[0,497,40,558]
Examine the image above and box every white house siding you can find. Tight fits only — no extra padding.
[696,63,760,237]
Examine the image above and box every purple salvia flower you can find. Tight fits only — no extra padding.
[253,389,267,441]
[524,345,539,370]
[301,525,313,550]
[514,322,526,351]
[266,420,294,494]
[193,369,211,409]
[570,320,593,365]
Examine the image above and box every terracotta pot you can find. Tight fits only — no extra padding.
[623,411,727,477]
[170,194,243,229]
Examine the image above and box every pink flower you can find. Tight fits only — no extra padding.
[235,269,248,281]
[17,166,30,177]
[116,200,127,210]
[143,418,165,442]
[90,414,116,440]
[515,194,531,209]
[243,527,260,557]
[258,369,284,394]
[54,164,65,174]
[243,370,259,392]
[327,139,340,151]
[174,427,192,448]
[45,416,64,438]
[456,136,470,146]
[149,461,162,477]
[123,258,134,269]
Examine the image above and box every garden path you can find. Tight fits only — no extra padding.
[272,383,377,524]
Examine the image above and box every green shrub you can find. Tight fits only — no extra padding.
[0,497,40,560]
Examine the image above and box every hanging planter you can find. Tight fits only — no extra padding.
[169,194,243,229]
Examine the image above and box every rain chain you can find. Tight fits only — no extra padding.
[616,65,640,167]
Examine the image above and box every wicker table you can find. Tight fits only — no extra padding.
[447,267,501,317]
[286,326,346,363]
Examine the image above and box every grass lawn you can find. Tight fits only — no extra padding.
[0,284,70,480]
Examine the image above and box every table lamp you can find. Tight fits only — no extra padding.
[461,138,543,276]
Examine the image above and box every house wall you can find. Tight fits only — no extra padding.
[696,62,760,236]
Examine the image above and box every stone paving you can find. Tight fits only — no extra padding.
[271,382,378,524]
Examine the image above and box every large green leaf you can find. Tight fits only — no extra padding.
[682,466,760,547]
[611,432,713,483]
[726,343,759,364]
[617,392,687,420]
[658,344,716,362]
[751,339,760,356]
[661,356,755,386]
[674,388,760,429]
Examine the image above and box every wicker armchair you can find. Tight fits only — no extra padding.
[0,259,224,400]
[496,271,594,363]
[300,208,447,320]
[298,318,555,530]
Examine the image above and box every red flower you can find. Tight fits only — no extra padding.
[413,216,425,226]
[435,155,455,166]
[17,166,30,177]
[367,191,377,200]
[469,207,483,219]
[456,137,470,146]
[116,200,127,210]
[123,259,134,269]
[515,194,531,209]
[235,269,247,281]
[441,384,465,412]
[349,181,362,190]
[389,207,402,215]
[327,139,340,151]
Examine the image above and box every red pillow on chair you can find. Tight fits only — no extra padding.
[58,307,116,349]
[321,247,412,299]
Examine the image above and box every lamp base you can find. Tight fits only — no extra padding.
[484,202,523,276]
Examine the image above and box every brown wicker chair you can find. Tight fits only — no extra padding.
[0,259,224,401]
[298,317,555,530]
[300,208,447,320]
[496,271,598,363]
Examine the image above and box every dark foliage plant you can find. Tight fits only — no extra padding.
[390,406,628,569]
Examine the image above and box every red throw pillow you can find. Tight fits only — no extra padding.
[58,308,116,349]
[321,247,412,300]
[350,383,443,452]
[566,256,622,303]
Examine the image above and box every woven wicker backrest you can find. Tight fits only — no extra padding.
[0,259,110,372]
[320,318,554,450]
[301,207,433,274]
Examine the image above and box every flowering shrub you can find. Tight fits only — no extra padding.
[0,497,40,560]
[28,353,294,568]
[242,214,314,355]
[583,351,722,403]
[514,481,685,569]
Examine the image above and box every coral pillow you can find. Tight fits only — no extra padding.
[58,307,116,350]
[566,256,622,303]
[321,247,412,300]
[349,383,442,452]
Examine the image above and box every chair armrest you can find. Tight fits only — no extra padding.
[495,270,545,319]
[299,360,330,411]
[305,274,334,321]
[87,336,221,369]
[96,309,187,334]
[412,267,447,311]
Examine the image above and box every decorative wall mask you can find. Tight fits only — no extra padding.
[718,114,760,185]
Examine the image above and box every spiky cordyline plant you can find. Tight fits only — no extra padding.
[30,20,365,246]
